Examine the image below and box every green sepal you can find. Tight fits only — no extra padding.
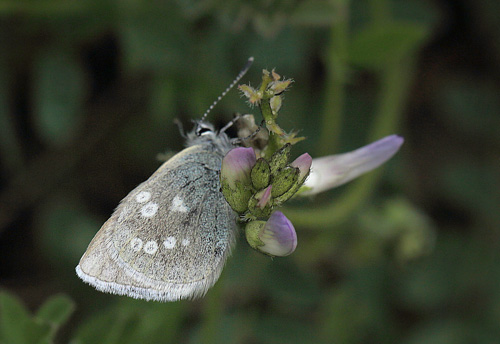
[274,169,310,205]
[271,166,299,197]
[269,144,291,175]
[269,79,293,94]
[220,177,253,214]
[245,220,266,250]
[251,158,271,190]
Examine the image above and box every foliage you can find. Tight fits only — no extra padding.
[0,292,74,344]
[1,0,499,343]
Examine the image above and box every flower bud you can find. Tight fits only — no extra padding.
[271,69,280,81]
[245,211,297,257]
[269,79,293,94]
[248,185,273,218]
[256,185,273,209]
[236,114,270,153]
[220,147,256,213]
[270,96,282,115]
[238,84,262,105]
[290,152,312,182]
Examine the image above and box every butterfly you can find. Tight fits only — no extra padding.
[76,58,254,301]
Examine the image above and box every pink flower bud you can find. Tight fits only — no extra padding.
[256,185,273,209]
[290,153,312,181]
[220,147,257,213]
[258,211,297,256]
[220,147,256,189]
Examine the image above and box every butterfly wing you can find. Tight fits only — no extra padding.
[76,145,238,301]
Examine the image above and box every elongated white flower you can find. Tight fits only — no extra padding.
[302,135,404,196]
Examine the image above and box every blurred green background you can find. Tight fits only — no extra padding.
[1,0,499,343]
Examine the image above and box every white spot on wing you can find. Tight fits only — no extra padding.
[170,195,189,213]
[143,240,158,254]
[140,202,158,217]
[181,238,190,246]
[130,238,143,252]
[136,191,151,203]
[163,237,176,249]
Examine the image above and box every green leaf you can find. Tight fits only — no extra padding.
[36,294,75,330]
[71,305,134,344]
[349,22,429,69]
[33,48,86,146]
[118,301,185,344]
[0,291,51,344]
[72,300,185,344]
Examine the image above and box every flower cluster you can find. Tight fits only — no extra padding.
[220,145,312,256]
[220,135,404,257]
[221,66,404,258]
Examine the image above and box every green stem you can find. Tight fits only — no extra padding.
[262,131,281,160]
[257,70,287,158]
[370,57,415,140]
[370,0,390,26]
[199,274,224,343]
[316,0,349,156]
[0,56,24,175]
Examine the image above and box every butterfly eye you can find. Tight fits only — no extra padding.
[196,124,214,136]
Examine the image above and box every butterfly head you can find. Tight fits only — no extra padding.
[185,120,234,154]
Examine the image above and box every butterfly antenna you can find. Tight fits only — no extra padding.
[231,119,265,145]
[200,57,254,122]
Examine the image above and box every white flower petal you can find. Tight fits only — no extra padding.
[302,135,404,196]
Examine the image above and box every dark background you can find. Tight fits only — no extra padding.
[1,0,499,342]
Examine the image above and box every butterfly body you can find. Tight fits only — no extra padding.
[76,122,238,301]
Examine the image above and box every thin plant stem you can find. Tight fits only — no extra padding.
[199,272,224,344]
[370,0,391,26]
[0,59,24,176]
[316,0,349,156]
